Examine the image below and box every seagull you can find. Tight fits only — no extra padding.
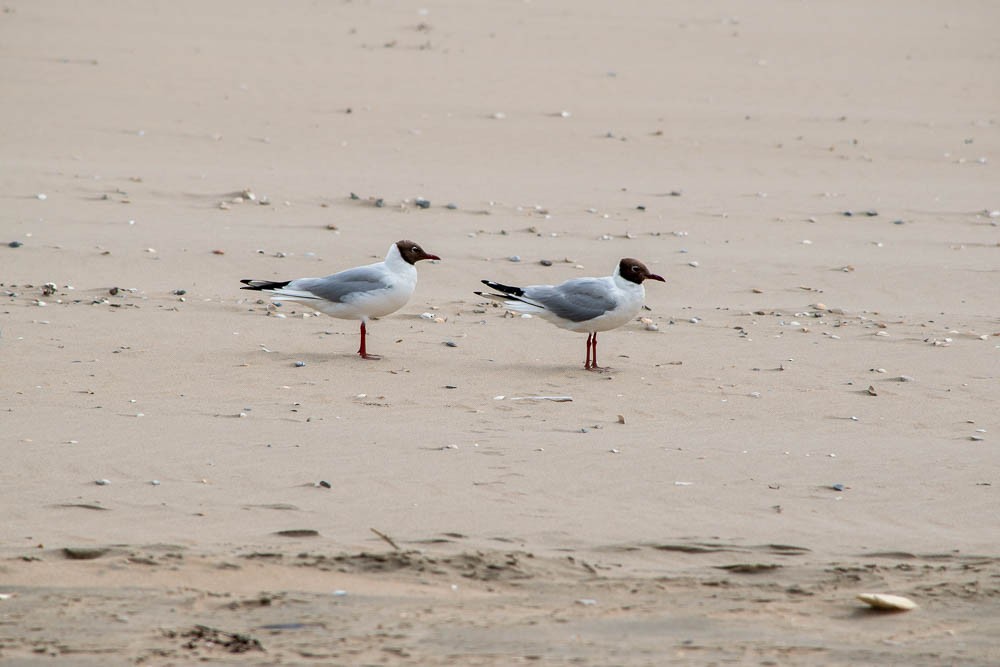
[476,258,664,370]
[241,240,440,360]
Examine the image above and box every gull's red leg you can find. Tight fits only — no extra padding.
[584,333,593,370]
[358,321,381,360]
[587,332,605,372]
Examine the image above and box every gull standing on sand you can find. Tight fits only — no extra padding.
[241,240,440,360]
[476,258,665,370]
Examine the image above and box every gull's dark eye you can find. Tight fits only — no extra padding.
[412,246,420,253]
[631,265,639,272]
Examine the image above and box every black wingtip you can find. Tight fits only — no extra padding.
[239,279,291,292]
[481,280,525,297]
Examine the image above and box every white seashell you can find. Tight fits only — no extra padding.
[856,593,917,611]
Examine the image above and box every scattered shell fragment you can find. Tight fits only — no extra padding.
[95,478,111,486]
[856,593,917,611]
[508,396,573,402]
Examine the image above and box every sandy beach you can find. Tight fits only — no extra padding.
[2,1,999,664]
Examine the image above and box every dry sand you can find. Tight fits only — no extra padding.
[2,1,999,664]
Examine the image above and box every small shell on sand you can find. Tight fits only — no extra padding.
[856,593,917,611]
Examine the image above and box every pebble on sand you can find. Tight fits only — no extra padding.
[856,593,917,611]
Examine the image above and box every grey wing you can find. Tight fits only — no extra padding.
[290,266,391,303]
[524,279,617,322]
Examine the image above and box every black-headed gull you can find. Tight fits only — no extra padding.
[241,240,440,359]
[476,258,665,370]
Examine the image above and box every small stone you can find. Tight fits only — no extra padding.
[318,480,332,489]
[95,479,111,486]
[866,385,878,396]
[63,547,110,560]
[150,480,160,486]
[445,203,458,210]
[36,193,47,200]
[8,241,23,248]
[444,341,458,347]
[274,529,320,538]
[414,197,431,209]
[294,361,306,367]
[539,259,553,266]
[509,255,521,262]
[831,483,845,492]
[688,261,699,267]
[172,289,186,296]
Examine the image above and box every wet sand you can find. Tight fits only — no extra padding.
[1,1,999,664]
